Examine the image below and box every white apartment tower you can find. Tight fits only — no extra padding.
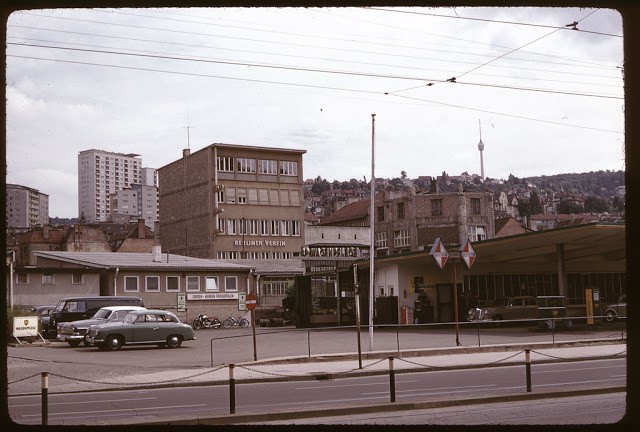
[6,183,49,229]
[78,149,143,222]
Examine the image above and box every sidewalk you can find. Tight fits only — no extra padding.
[10,338,626,396]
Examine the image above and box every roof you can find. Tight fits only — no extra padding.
[34,251,253,272]
[319,199,370,225]
[225,259,304,276]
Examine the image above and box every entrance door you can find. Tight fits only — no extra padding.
[437,284,453,323]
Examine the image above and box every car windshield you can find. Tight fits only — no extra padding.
[92,309,113,319]
[54,300,65,312]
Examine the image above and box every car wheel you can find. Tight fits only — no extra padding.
[67,340,81,348]
[223,319,233,329]
[106,335,123,351]
[166,335,182,348]
[604,310,616,323]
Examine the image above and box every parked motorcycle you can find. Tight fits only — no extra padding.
[192,313,222,330]
[222,315,250,328]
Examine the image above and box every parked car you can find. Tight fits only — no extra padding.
[602,295,626,323]
[50,296,145,337]
[56,306,147,347]
[86,309,195,351]
[31,305,56,339]
[466,296,538,323]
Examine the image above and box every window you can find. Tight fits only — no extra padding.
[248,188,258,204]
[237,157,256,173]
[166,276,180,292]
[124,276,139,292]
[397,202,405,219]
[225,276,238,291]
[227,219,237,235]
[292,220,301,236]
[280,190,290,206]
[248,219,259,235]
[260,219,270,235]
[394,229,410,247]
[259,188,269,204]
[279,161,298,176]
[226,187,236,204]
[467,226,487,242]
[271,220,280,235]
[262,280,288,296]
[377,206,384,222]
[375,232,388,249]
[42,273,54,285]
[217,218,226,234]
[186,276,200,291]
[269,189,279,205]
[471,198,481,214]
[217,156,233,172]
[280,220,291,236]
[146,276,160,292]
[290,190,301,206]
[431,199,443,216]
[237,188,247,204]
[206,276,219,291]
[216,190,224,204]
[16,273,28,284]
[259,159,277,174]
[72,273,83,284]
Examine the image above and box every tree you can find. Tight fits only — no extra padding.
[401,170,407,179]
[518,200,532,218]
[529,190,543,215]
[612,196,624,212]
[583,196,609,213]
[557,200,584,214]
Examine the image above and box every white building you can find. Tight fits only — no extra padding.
[109,183,159,228]
[77,149,143,222]
[6,183,49,229]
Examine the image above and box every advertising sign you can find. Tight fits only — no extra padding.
[187,293,239,300]
[177,292,186,312]
[238,291,247,311]
[13,316,39,337]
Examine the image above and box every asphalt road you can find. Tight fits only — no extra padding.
[8,357,626,425]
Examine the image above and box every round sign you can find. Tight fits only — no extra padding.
[246,293,257,310]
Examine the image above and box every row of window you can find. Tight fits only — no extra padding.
[217,156,298,176]
[124,275,237,292]
[216,251,297,259]
[376,198,483,222]
[374,225,486,249]
[217,219,301,236]
[217,187,300,206]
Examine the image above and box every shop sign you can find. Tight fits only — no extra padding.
[187,293,239,300]
[301,246,360,258]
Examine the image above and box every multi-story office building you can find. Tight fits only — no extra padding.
[109,183,159,228]
[158,144,306,260]
[6,184,49,229]
[78,149,143,222]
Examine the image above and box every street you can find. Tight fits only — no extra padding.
[8,357,626,425]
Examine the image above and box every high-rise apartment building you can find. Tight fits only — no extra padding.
[6,184,49,229]
[109,183,159,228]
[158,144,306,259]
[78,149,143,222]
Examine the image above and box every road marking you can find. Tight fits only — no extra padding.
[20,403,208,418]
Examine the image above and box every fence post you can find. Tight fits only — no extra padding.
[396,326,400,353]
[476,322,481,347]
[525,349,532,393]
[41,372,48,425]
[229,364,236,414]
[307,330,311,357]
[388,356,396,403]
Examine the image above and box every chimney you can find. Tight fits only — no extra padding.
[152,220,161,262]
[183,148,190,158]
[152,244,162,262]
[138,218,145,239]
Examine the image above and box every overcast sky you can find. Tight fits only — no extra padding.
[6,6,624,218]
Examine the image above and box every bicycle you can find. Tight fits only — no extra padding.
[222,315,250,328]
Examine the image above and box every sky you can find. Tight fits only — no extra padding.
[5,6,625,218]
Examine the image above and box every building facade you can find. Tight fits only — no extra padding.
[374,186,495,256]
[158,144,306,260]
[78,149,144,222]
[6,184,49,229]
[109,183,159,228]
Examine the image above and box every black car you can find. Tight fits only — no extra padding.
[31,305,56,339]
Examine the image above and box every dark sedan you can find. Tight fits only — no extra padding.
[86,309,195,351]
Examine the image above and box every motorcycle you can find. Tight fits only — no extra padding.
[192,313,222,330]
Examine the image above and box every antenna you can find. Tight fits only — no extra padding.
[477,119,485,179]
[184,125,195,149]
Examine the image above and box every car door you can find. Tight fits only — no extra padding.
[155,313,175,341]
[132,313,159,343]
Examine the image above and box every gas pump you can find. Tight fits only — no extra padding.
[585,287,601,325]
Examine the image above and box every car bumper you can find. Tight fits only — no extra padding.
[57,334,85,342]
[85,336,104,345]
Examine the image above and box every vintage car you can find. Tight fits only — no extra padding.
[57,306,146,347]
[31,305,56,339]
[86,309,195,351]
[466,296,538,323]
[602,295,626,322]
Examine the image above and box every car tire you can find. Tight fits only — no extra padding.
[166,335,182,348]
[223,319,233,329]
[67,340,81,348]
[106,335,123,351]
[604,310,616,323]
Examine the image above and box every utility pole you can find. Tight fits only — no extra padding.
[369,113,376,351]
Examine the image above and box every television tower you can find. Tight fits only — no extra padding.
[477,119,485,179]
